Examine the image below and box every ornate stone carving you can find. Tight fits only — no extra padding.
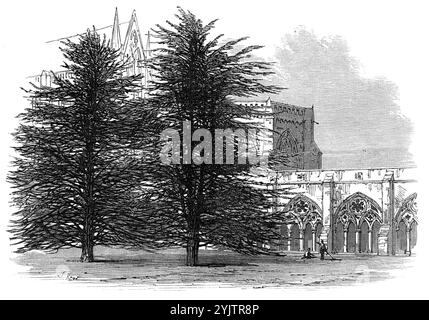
[283,195,322,230]
[335,192,382,228]
[395,193,418,228]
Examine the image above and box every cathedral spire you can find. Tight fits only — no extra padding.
[123,9,146,60]
[111,7,122,50]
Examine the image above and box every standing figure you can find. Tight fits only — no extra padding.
[319,240,328,260]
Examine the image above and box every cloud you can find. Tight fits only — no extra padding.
[269,27,414,168]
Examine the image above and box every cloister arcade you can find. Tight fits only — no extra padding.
[275,168,418,256]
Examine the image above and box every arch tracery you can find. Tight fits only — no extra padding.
[395,193,418,229]
[283,195,323,230]
[335,192,382,229]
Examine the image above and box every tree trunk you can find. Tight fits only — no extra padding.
[186,237,199,266]
[80,240,94,262]
[81,92,96,263]
[80,214,94,262]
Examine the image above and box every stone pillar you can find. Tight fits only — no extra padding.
[287,224,292,251]
[381,171,395,255]
[378,225,390,255]
[343,229,348,253]
[299,230,304,251]
[312,230,316,252]
[322,173,335,250]
[356,230,360,253]
[406,228,411,254]
[368,230,373,253]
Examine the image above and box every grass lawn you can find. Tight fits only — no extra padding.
[13,247,415,289]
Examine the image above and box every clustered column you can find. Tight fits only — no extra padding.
[299,230,304,251]
[343,228,348,252]
[356,230,360,253]
[368,230,373,253]
[406,227,411,254]
[312,230,316,252]
[287,224,292,251]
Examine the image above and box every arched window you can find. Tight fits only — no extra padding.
[395,193,418,254]
[335,192,382,230]
[395,193,418,228]
[334,192,383,253]
[275,129,299,154]
[282,194,322,230]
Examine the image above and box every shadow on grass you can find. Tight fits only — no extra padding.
[69,259,260,268]
[195,262,259,268]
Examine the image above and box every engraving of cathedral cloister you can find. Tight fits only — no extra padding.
[31,8,418,257]
[270,168,417,255]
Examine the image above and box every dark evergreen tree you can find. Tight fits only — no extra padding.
[8,30,160,262]
[147,9,284,266]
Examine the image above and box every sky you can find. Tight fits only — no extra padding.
[0,0,429,299]
[1,0,428,168]
[269,27,415,168]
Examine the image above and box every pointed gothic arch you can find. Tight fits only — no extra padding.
[275,129,299,155]
[395,193,418,228]
[334,192,382,253]
[335,192,382,229]
[278,194,323,252]
[394,193,418,254]
[282,194,322,230]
